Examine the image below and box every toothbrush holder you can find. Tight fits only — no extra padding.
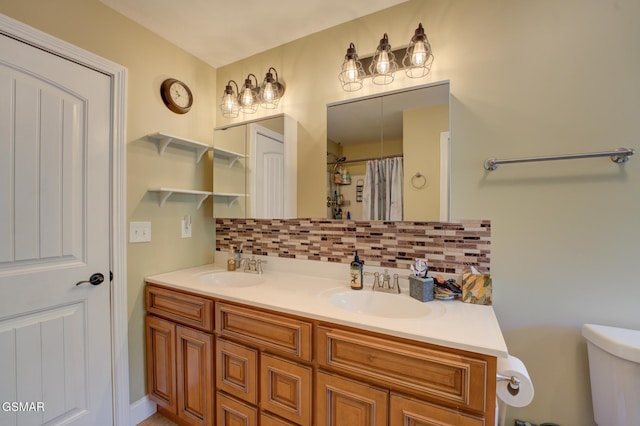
[409,276,434,303]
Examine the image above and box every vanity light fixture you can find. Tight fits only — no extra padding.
[219,80,240,118]
[338,23,435,91]
[370,33,398,85]
[239,74,259,113]
[259,67,285,109]
[338,43,365,92]
[402,23,434,78]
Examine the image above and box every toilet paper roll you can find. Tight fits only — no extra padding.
[496,355,534,407]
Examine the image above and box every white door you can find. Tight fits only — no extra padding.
[0,33,113,425]
[250,124,284,218]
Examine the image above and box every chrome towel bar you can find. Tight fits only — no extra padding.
[484,147,635,171]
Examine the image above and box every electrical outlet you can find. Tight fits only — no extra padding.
[181,215,192,238]
[129,221,151,243]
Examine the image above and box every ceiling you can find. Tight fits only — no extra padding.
[99,0,408,68]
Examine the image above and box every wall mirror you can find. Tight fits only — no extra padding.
[213,114,297,218]
[327,81,450,221]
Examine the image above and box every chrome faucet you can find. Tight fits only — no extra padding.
[242,255,266,274]
[370,269,401,294]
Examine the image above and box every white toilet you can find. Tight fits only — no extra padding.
[582,324,640,426]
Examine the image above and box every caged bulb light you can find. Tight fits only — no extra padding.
[402,23,434,78]
[369,33,397,85]
[259,67,285,109]
[219,80,239,118]
[239,74,259,113]
[338,42,365,92]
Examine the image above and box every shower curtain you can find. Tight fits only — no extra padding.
[362,157,403,220]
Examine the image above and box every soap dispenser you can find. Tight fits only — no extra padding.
[350,251,364,290]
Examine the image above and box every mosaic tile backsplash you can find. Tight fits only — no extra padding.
[215,219,490,274]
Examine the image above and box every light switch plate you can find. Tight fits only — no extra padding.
[130,221,151,243]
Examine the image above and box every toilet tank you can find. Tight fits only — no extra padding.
[582,324,640,426]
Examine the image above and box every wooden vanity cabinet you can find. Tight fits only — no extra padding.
[145,285,214,425]
[145,283,497,426]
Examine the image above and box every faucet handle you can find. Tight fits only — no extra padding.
[392,273,401,294]
[372,271,381,289]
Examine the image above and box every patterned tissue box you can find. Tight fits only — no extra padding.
[461,271,492,305]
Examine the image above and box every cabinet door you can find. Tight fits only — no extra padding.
[216,392,258,426]
[389,393,485,426]
[176,325,214,425]
[260,354,312,426]
[316,371,388,426]
[216,338,258,405]
[146,315,176,413]
[260,412,298,426]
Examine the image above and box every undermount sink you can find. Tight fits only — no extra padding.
[327,290,446,319]
[196,271,266,287]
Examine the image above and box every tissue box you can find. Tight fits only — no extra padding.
[409,276,434,302]
[461,271,492,305]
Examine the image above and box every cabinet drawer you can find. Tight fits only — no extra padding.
[216,338,258,405]
[316,371,388,426]
[261,354,312,426]
[317,326,489,412]
[390,393,485,426]
[216,392,258,426]
[216,302,312,361]
[146,285,213,332]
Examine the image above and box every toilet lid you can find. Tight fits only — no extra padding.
[582,324,640,363]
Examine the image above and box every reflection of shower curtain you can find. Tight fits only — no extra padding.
[362,157,403,220]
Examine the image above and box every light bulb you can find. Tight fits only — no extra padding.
[376,50,390,74]
[412,41,428,66]
[241,87,253,107]
[223,94,235,112]
[344,59,357,82]
[262,82,275,103]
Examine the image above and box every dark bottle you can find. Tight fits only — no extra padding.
[350,251,364,290]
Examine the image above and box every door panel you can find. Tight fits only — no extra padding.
[0,33,113,425]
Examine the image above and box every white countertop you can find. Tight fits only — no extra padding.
[146,257,508,358]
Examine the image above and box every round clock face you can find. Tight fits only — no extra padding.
[160,78,193,114]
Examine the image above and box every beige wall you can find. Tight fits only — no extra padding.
[0,0,217,403]
[217,1,640,425]
[4,1,640,424]
[403,105,448,221]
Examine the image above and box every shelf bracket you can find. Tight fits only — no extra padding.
[157,136,173,156]
[196,146,209,163]
[157,190,173,207]
[196,193,211,209]
[228,156,241,168]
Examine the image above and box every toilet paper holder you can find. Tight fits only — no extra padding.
[496,373,521,390]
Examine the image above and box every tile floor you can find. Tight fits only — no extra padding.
[137,412,177,426]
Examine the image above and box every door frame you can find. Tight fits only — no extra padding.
[0,13,130,425]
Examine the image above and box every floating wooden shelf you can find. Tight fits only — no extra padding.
[148,187,213,209]
[213,146,248,168]
[147,132,212,163]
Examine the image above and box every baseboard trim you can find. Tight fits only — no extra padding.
[130,395,157,426]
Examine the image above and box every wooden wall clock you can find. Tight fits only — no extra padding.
[160,78,193,114]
